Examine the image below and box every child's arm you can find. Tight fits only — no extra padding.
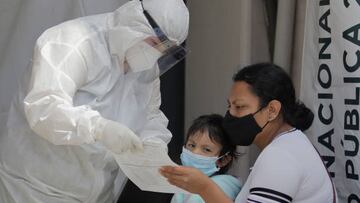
[199,180,233,203]
[160,166,234,203]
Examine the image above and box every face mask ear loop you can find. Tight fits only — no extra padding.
[217,151,230,162]
[216,151,231,169]
[253,104,269,129]
[252,105,264,116]
[261,120,270,129]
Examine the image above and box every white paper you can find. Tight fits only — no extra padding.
[113,140,189,194]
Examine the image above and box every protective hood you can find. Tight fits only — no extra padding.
[108,0,189,68]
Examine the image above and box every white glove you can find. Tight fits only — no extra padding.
[95,118,143,154]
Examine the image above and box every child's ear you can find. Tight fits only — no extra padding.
[216,155,232,168]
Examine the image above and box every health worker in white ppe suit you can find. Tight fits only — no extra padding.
[0,0,189,202]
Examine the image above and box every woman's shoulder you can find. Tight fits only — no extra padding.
[253,141,305,177]
[261,129,317,163]
[262,130,314,158]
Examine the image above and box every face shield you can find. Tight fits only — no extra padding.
[124,0,187,80]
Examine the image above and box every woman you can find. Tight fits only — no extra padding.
[160,63,336,203]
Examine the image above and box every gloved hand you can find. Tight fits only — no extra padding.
[95,118,143,154]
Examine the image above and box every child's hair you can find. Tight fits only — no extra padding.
[185,114,236,174]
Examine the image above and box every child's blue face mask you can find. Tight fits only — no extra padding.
[180,147,224,176]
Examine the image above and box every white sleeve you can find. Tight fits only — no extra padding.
[24,40,101,145]
[138,78,172,144]
[246,147,302,203]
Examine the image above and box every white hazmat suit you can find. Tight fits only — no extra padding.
[0,0,189,202]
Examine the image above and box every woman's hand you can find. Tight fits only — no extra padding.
[159,165,212,195]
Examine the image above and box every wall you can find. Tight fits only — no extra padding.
[185,0,271,180]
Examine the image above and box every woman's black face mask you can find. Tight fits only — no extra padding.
[222,108,268,146]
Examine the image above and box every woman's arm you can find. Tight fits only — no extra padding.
[160,166,234,203]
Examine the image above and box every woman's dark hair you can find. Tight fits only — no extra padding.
[233,63,314,131]
[185,114,236,174]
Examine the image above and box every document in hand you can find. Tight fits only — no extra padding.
[113,140,189,194]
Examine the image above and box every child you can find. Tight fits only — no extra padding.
[171,114,241,203]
